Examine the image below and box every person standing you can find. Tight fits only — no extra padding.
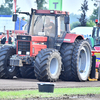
[1,33,6,44]
[8,33,14,44]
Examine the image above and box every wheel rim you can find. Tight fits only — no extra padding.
[78,45,91,80]
[8,66,15,72]
[7,59,15,73]
[50,58,59,76]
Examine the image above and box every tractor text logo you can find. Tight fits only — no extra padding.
[53,2,58,9]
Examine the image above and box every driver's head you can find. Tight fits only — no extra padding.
[46,17,50,24]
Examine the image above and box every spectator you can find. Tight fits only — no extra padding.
[1,33,6,44]
[8,33,14,44]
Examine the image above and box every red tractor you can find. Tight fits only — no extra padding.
[0,9,92,82]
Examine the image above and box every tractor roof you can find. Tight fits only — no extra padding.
[31,9,69,15]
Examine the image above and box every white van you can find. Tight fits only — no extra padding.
[71,27,93,39]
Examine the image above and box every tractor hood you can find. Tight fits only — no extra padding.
[32,36,47,42]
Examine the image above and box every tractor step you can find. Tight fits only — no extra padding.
[88,78,97,81]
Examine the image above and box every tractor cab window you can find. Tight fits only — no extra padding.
[93,27,98,37]
[32,15,55,37]
[57,16,65,37]
[97,28,100,45]
[60,16,65,32]
[98,28,100,37]
[93,27,100,45]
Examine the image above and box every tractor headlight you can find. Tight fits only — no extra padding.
[18,51,21,55]
[50,10,54,14]
[26,51,30,55]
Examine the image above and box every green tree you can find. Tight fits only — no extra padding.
[78,0,89,26]
[86,20,96,27]
[0,0,20,15]
[35,0,47,10]
[90,8,98,21]
[70,22,81,30]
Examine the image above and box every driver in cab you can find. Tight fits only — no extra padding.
[44,17,55,37]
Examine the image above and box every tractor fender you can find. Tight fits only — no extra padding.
[63,33,84,43]
[55,33,84,51]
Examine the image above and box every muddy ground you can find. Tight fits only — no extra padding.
[0,78,100,100]
[0,78,100,91]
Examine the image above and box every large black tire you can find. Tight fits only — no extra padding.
[60,43,75,81]
[20,63,36,79]
[0,45,20,79]
[34,49,62,82]
[98,65,100,81]
[71,40,92,81]
[86,38,92,48]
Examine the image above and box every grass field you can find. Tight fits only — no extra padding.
[0,87,100,99]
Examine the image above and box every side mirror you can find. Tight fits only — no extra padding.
[12,14,17,22]
[64,16,69,24]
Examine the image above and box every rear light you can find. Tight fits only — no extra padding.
[95,19,98,23]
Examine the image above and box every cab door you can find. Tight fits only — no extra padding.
[97,28,100,45]
[92,27,99,45]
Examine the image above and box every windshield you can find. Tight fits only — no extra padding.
[93,27,98,37]
[30,15,55,37]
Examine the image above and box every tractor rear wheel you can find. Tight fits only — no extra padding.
[20,63,36,79]
[98,65,100,80]
[0,46,20,79]
[60,43,75,81]
[71,40,92,81]
[34,49,62,82]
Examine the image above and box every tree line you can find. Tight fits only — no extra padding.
[0,0,99,29]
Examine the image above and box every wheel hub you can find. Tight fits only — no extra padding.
[50,58,59,76]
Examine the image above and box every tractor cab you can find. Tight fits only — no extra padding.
[87,20,100,48]
[28,9,69,48]
[30,13,56,48]
[28,9,69,35]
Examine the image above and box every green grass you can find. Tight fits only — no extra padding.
[0,87,100,99]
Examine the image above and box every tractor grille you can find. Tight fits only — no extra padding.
[17,35,31,41]
[18,41,30,55]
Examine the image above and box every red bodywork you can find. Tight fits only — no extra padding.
[17,36,47,57]
[63,33,84,43]
[36,10,67,15]
[31,36,47,56]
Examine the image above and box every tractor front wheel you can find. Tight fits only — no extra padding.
[34,49,62,82]
[0,46,20,79]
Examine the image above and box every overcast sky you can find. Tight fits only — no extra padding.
[16,0,96,17]
[0,0,96,16]
[62,0,95,16]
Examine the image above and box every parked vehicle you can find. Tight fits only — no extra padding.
[71,27,93,39]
